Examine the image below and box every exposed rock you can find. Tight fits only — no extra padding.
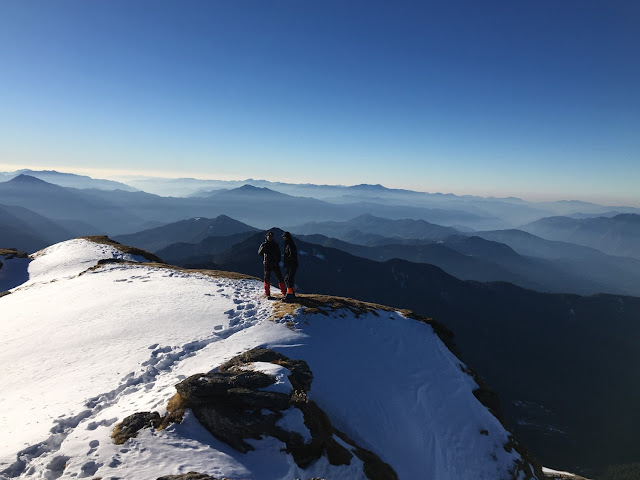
[111,411,161,445]
[156,474,220,480]
[176,370,278,403]
[117,348,397,480]
[175,366,298,454]
[503,435,544,480]
[0,248,28,279]
[0,248,29,259]
[291,397,353,468]
[219,347,313,392]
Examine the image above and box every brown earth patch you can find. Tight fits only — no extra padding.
[0,248,29,259]
[268,293,456,351]
[111,412,162,445]
[81,236,165,263]
[81,259,259,283]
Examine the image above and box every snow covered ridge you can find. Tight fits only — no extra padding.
[1,237,544,479]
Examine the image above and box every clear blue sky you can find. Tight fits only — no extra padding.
[1,1,639,205]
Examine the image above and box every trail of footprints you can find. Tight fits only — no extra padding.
[4,272,275,479]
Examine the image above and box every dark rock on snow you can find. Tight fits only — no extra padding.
[115,348,397,480]
[111,412,161,445]
[156,473,220,480]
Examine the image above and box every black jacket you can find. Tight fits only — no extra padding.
[258,239,281,269]
[283,238,298,268]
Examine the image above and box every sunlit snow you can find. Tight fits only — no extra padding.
[0,239,537,479]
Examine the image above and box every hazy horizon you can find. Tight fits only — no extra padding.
[1,2,638,207]
[2,163,640,208]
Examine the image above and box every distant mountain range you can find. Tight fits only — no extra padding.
[0,175,143,234]
[282,214,640,297]
[522,214,640,259]
[288,213,461,241]
[0,169,137,191]
[0,174,499,231]
[5,169,639,230]
[117,173,640,220]
[3,174,639,295]
[113,215,259,253]
[0,203,74,253]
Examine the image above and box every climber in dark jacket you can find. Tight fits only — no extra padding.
[282,231,298,301]
[257,231,285,297]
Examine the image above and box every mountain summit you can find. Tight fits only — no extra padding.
[0,237,543,479]
[6,174,58,187]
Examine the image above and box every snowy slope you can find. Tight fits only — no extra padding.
[0,238,541,480]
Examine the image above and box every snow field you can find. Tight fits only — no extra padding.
[0,239,537,479]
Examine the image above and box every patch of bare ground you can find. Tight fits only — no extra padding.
[0,248,28,258]
[269,293,455,347]
[544,472,590,480]
[81,235,165,263]
[81,259,260,283]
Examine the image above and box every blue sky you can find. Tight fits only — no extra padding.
[1,1,639,205]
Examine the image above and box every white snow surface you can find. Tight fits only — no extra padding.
[542,467,584,479]
[0,238,538,480]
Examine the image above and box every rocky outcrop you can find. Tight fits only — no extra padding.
[111,412,161,445]
[0,248,29,260]
[114,348,397,480]
[0,248,29,274]
[218,348,314,392]
[156,474,221,480]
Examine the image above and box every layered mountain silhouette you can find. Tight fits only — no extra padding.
[3,175,638,296]
[3,169,138,191]
[281,215,640,297]
[473,228,640,297]
[289,213,461,241]
[103,212,640,298]
[521,214,640,259]
[113,215,259,252]
[0,204,75,253]
[0,175,139,234]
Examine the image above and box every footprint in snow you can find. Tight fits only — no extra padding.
[86,418,117,431]
[88,440,99,455]
[243,308,257,318]
[80,460,101,476]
